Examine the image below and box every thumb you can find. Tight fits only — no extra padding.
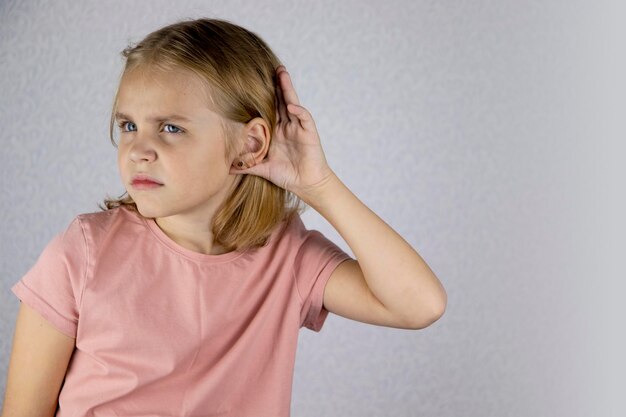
[229,159,270,179]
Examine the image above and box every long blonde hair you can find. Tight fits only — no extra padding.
[103,18,302,251]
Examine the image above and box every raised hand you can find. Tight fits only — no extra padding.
[230,65,336,201]
[230,67,448,333]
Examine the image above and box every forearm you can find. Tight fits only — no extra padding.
[300,172,447,325]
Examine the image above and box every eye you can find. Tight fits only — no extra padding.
[118,121,137,132]
[163,124,183,134]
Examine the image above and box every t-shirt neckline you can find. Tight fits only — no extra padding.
[141,215,247,264]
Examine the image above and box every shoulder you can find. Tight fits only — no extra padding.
[75,206,141,234]
[266,214,346,261]
[57,207,143,252]
[247,214,310,264]
[38,207,151,278]
[266,214,312,249]
[76,206,139,229]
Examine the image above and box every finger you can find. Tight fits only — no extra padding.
[229,159,269,179]
[287,103,317,132]
[275,75,288,124]
[277,69,301,124]
[277,68,300,106]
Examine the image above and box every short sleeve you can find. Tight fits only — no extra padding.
[293,225,352,332]
[11,218,87,338]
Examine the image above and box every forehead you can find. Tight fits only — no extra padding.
[116,66,216,116]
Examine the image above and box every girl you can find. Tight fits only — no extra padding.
[2,18,446,417]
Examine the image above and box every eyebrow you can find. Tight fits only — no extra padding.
[114,112,192,123]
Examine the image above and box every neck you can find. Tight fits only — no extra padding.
[154,216,229,255]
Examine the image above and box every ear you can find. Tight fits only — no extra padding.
[232,117,270,169]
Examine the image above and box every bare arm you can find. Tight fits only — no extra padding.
[237,66,447,329]
[1,302,75,417]
[308,174,446,329]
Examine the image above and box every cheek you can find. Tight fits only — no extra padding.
[193,145,231,174]
[116,148,128,176]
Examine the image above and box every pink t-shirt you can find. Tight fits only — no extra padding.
[11,206,351,417]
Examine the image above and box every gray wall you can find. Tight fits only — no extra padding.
[1,0,624,416]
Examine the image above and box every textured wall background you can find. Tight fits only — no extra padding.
[1,0,624,416]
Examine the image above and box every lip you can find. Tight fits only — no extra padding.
[131,174,164,189]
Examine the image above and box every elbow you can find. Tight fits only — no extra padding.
[408,305,446,330]
[405,290,447,330]
[429,295,447,326]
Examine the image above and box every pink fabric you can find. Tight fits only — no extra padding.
[12,207,351,417]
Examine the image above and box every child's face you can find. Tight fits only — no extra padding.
[115,67,239,222]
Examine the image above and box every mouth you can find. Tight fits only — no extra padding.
[131,174,163,189]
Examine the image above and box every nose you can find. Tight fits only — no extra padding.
[128,132,157,163]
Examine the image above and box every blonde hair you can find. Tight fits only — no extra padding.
[103,18,302,251]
